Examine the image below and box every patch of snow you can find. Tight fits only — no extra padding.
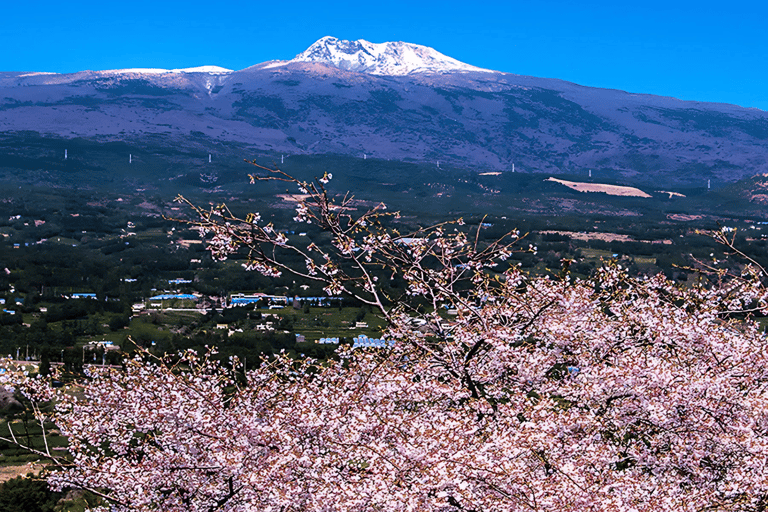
[18,72,59,77]
[290,36,495,76]
[100,66,232,75]
[102,68,173,74]
[261,61,289,70]
[171,66,233,74]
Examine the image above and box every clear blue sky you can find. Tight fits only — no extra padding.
[3,0,766,110]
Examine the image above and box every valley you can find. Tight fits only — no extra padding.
[0,144,764,366]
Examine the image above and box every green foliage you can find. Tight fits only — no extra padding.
[0,475,60,512]
[0,148,765,373]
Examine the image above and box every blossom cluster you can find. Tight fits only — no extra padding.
[8,260,768,511]
[4,166,768,511]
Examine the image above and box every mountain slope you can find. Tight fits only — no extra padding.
[0,37,767,188]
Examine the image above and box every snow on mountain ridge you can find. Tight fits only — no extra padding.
[290,36,494,76]
[172,66,233,74]
[17,38,483,77]
[100,66,233,75]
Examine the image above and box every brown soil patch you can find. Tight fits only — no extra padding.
[0,462,42,483]
[177,239,203,248]
[749,193,768,204]
[541,230,634,243]
[667,214,704,221]
[276,194,311,203]
[547,178,651,198]
[656,191,686,198]
[541,230,672,244]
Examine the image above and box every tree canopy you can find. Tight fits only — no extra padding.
[4,165,768,511]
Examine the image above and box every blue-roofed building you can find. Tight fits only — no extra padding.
[70,293,97,299]
[229,293,341,308]
[300,297,342,307]
[352,335,394,349]
[230,295,264,306]
[230,293,287,306]
[149,294,198,301]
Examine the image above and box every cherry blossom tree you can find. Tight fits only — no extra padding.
[4,162,768,511]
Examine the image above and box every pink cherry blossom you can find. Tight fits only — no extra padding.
[3,165,768,511]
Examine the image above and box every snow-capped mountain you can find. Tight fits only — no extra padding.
[1,36,768,189]
[285,36,493,75]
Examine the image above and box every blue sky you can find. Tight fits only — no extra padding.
[3,0,766,110]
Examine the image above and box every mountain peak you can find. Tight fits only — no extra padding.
[289,36,493,76]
